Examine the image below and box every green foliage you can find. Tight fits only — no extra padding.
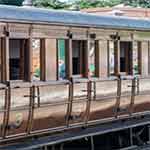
[0,0,150,9]
[33,0,70,9]
[124,0,150,8]
[72,0,150,9]
[74,0,122,9]
[0,0,24,6]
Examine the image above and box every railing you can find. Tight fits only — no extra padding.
[0,75,150,142]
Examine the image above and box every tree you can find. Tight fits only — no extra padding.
[71,0,150,9]
[0,0,24,6]
[124,0,150,8]
[33,0,70,9]
[0,0,150,9]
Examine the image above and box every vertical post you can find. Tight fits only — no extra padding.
[136,77,140,95]
[0,38,2,81]
[19,40,25,80]
[114,75,121,118]
[90,136,95,150]
[129,77,136,115]
[26,86,35,134]
[130,128,133,146]
[60,143,64,150]
[84,33,90,78]
[65,37,72,79]
[24,37,33,81]
[95,40,100,77]
[99,40,109,77]
[40,39,46,81]
[93,81,96,100]
[1,37,9,82]
[37,86,40,107]
[51,145,55,150]
[141,41,149,76]
[138,42,142,75]
[66,79,73,127]
[148,125,150,142]
[2,83,11,138]
[43,145,48,150]
[114,40,120,76]
[85,81,92,126]
[132,41,138,75]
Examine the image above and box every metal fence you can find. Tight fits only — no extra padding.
[0,75,150,142]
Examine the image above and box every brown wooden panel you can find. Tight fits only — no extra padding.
[114,40,120,75]
[138,41,142,75]
[141,41,149,76]
[24,39,32,81]
[1,37,9,82]
[32,25,68,39]
[134,31,150,41]
[119,31,133,41]
[0,23,6,37]
[99,40,109,77]
[95,40,100,77]
[40,39,46,81]
[90,28,116,40]
[8,23,30,38]
[19,40,25,80]
[65,39,72,79]
[45,39,57,80]
[71,27,88,40]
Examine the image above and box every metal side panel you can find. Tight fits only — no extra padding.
[0,113,150,150]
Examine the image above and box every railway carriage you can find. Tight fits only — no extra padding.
[0,3,150,149]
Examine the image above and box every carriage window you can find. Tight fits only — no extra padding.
[120,41,132,75]
[72,40,87,77]
[58,39,66,80]
[9,39,21,80]
[109,41,115,75]
[72,40,80,75]
[9,39,30,80]
[32,39,41,81]
[89,40,96,77]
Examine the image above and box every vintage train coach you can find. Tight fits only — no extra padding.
[0,3,150,146]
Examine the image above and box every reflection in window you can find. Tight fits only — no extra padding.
[58,39,66,80]
[32,39,40,81]
[109,41,115,75]
[89,41,95,77]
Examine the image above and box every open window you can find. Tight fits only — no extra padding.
[120,41,132,75]
[89,40,96,77]
[108,41,115,76]
[72,40,87,77]
[57,39,66,80]
[9,39,44,81]
[32,39,41,81]
[9,39,29,80]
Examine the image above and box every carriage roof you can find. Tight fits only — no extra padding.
[0,5,150,31]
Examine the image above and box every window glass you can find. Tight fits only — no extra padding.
[32,39,40,81]
[72,40,80,75]
[109,41,115,75]
[9,39,20,80]
[58,39,66,79]
[89,41,95,77]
